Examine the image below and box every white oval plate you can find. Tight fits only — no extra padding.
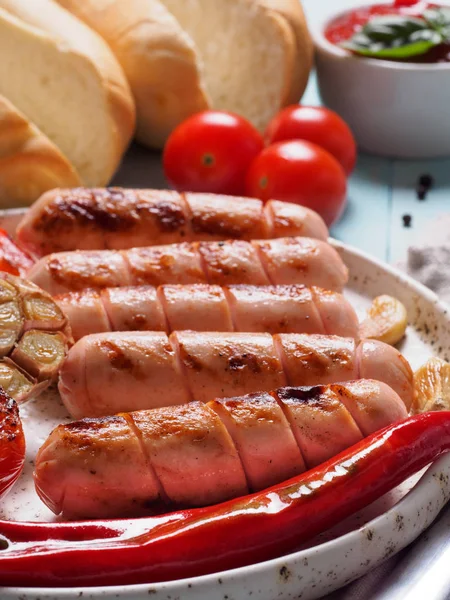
[0,233,449,599]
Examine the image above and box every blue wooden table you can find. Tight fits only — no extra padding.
[303,0,450,265]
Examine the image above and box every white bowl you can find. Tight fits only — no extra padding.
[311,4,450,158]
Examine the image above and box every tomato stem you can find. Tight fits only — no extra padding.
[202,153,215,167]
[259,175,268,189]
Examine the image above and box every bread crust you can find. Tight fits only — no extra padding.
[259,0,314,104]
[0,0,136,185]
[54,0,311,146]
[56,0,210,149]
[0,95,81,207]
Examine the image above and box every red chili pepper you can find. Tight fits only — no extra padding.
[0,388,25,500]
[0,411,448,588]
[0,229,34,276]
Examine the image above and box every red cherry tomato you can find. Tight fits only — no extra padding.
[394,0,419,6]
[163,111,264,196]
[0,387,25,499]
[0,229,34,276]
[246,140,347,226]
[265,105,357,175]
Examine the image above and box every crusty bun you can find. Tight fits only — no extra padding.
[159,0,313,131]
[56,0,312,147]
[55,0,209,149]
[0,94,81,207]
[0,0,136,186]
[259,0,314,105]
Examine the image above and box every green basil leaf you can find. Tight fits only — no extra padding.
[340,13,446,59]
[423,7,450,41]
[423,7,450,30]
[409,29,444,44]
[343,38,437,58]
[362,15,428,37]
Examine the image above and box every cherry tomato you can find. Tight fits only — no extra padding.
[0,230,34,276]
[163,111,264,196]
[246,140,347,226]
[265,106,357,175]
[0,388,25,499]
[394,0,419,6]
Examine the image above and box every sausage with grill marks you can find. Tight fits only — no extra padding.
[58,332,415,419]
[35,380,407,519]
[26,237,348,295]
[55,284,359,341]
[16,188,329,257]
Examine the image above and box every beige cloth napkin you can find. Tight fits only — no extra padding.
[403,213,450,303]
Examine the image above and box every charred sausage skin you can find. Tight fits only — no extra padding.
[35,380,407,519]
[58,332,415,419]
[17,189,328,257]
[55,284,359,341]
[27,237,348,295]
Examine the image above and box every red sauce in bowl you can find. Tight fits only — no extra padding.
[325,1,450,63]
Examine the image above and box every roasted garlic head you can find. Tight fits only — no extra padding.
[0,273,72,402]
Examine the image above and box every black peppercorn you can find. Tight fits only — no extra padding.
[416,173,434,201]
[402,214,412,228]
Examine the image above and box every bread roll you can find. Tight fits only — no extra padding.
[0,95,80,207]
[55,0,209,149]
[56,0,312,147]
[159,0,313,131]
[0,0,135,186]
[259,0,314,105]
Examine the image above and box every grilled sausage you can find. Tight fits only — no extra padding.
[58,332,415,419]
[55,284,359,341]
[27,237,348,295]
[16,188,329,257]
[35,380,407,519]
[0,273,72,403]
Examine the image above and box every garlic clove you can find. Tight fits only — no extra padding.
[360,295,408,346]
[23,293,66,331]
[11,330,67,382]
[0,361,35,403]
[413,357,450,414]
